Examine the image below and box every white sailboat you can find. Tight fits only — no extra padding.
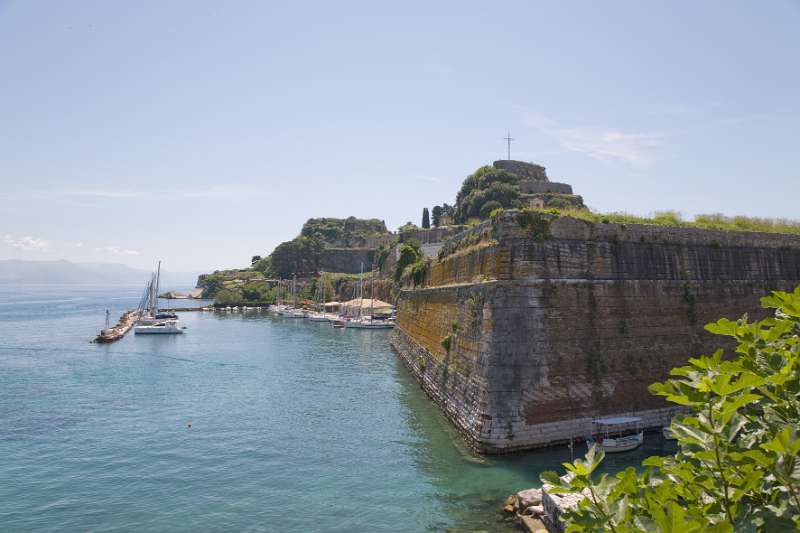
[345,264,394,329]
[282,275,305,318]
[134,261,184,335]
[308,272,329,322]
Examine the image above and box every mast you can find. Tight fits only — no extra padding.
[149,272,156,315]
[154,261,161,315]
[320,272,325,313]
[358,262,364,318]
[369,265,374,320]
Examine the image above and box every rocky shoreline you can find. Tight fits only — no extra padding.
[503,483,588,533]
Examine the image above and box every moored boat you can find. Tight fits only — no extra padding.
[133,261,185,335]
[585,416,644,453]
[134,321,184,334]
[344,316,394,329]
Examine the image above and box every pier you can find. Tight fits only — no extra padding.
[94,309,141,343]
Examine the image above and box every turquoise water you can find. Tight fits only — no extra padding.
[0,285,674,532]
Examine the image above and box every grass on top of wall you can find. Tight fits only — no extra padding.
[530,208,800,236]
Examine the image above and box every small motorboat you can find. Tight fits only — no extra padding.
[585,416,644,453]
[344,316,394,329]
[332,319,346,328]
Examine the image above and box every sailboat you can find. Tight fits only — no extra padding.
[283,275,305,318]
[308,272,329,322]
[346,264,394,329]
[134,261,184,335]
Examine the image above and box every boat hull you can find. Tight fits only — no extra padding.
[586,431,644,453]
[134,324,183,334]
[345,322,394,329]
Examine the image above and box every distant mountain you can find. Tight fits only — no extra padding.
[0,260,199,287]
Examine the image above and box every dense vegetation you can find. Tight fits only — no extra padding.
[267,236,323,278]
[533,207,800,236]
[299,216,388,247]
[453,165,523,223]
[430,203,453,227]
[543,286,800,532]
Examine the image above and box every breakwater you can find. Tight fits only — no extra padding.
[390,211,800,453]
[93,309,141,343]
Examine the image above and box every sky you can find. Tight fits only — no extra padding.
[1,0,798,272]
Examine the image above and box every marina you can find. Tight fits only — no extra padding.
[3,284,676,532]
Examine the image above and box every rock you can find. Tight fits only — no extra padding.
[502,504,515,514]
[519,515,547,533]
[524,504,544,517]
[516,488,542,509]
[504,494,517,508]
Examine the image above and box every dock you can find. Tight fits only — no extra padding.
[94,309,142,343]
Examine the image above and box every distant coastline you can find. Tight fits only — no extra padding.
[0,259,198,286]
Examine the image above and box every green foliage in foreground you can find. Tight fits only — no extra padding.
[535,207,800,236]
[542,286,800,532]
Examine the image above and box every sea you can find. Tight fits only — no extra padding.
[0,284,674,532]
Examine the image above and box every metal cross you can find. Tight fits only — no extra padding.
[504,131,514,160]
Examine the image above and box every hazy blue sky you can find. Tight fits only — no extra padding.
[1,1,798,272]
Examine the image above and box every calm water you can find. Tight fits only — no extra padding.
[0,285,674,532]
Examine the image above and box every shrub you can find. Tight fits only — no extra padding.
[479,200,503,219]
[395,242,422,281]
[410,258,429,286]
[542,286,800,531]
[441,334,452,352]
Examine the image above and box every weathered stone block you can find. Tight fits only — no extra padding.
[391,211,800,453]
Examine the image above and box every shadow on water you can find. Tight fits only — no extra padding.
[391,355,678,532]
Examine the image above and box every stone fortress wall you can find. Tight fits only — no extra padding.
[318,248,375,274]
[390,210,800,453]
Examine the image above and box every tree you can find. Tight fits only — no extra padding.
[453,166,522,223]
[422,208,430,229]
[398,221,418,234]
[542,286,800,532]
[215,288,243,305]
[268,236,323,278]
[395,241,422,281]
[432,205,443,227]
[251,255,262,266]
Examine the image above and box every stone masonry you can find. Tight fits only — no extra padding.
[390,211,800,453]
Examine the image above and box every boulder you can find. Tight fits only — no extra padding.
[516,488,542,509]
[519,514,547,533]
[524,504,544,517]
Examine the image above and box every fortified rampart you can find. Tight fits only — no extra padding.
[318,248,375,274]
[390,211,800,453]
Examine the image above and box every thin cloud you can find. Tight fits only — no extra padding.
[65,189,146,199]
[3,234,49,252]
[719,114,769,125]
[652,105,697,116]
[413,175,444,184]
[523,111,665,167]
[62,185,270,199]
[97,245,140,256]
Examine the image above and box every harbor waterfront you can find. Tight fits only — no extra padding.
[0,284,672,532]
